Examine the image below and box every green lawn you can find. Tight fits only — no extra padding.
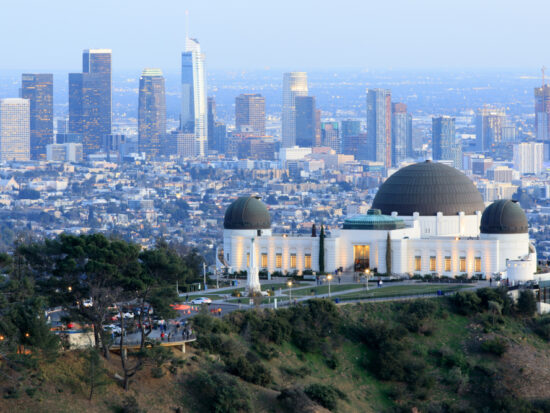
[286,283,365,297]
[337,284,471,301]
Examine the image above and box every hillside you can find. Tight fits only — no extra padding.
[2,288,550,412]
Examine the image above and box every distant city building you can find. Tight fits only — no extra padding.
[213,122,227,154]
[69,49,112,155]
[56,133,82,144]
[432,116,461,168]
[366,89,392,168]
[341,120,361,140]
[181,37,207,156]
[237,137,277,160]
[487,166,514,183]
[46,143,83,163]
[391,103,412,165]
[295,96,318,147]
[138,69,166,158]
[207,97,216,150]
[282,72,308,148]
[475,107,506,152]
[235,93,266,136]
[321,122,340,153]
[513,142,543,175]
[535,84,550,140]
[0,98,30,161]
[471,156,493,176]
[21,74,53,160]
[56,119,67,134]
[341,133,368,158]
[169,130,195,158]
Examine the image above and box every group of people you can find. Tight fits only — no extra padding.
[159,320,194,342]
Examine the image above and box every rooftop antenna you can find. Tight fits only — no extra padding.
[185,10,189,40]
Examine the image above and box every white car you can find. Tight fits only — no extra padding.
[260,291,269,297]
[104,324,121,334]
[191,297,212,305]
[122,312,134,319]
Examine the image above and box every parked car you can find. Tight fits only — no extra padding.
[104,324,121,334]
[190,297,212,305]
[260,291,269,297]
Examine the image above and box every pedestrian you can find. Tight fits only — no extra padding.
[168,332,171,341]
[489,277,493,286]
[161,331,165,341]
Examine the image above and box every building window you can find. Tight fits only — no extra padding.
[276,253,282,268]
[246,253,250,267]
[261,253,268,268]
[444,256,451,272]
[429,256,436,271]
[305,254,312,269]
[475,257,481,272]
[415,256,422,271]
[459,257,466,272]
[290,253,297,269]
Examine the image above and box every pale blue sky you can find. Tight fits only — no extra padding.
[1,0,547,71]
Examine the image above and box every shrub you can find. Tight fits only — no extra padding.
[224,351,272,386]
[304,383,347,411]
[188,371,251,413]
[451,291,481,315]
[280,365,311,378]
[278,388,320,412]
[517,290,537,317]
[151,366,164,378]
[481,338,508,357]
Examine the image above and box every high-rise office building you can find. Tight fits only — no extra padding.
[0,98,30,161]
[207,97,216,149]
[366,89,392,167]
[341,120,361,140]
[535,84,550,140]
[391,103,412,165]
[138,69,166,158]
[235,93,266,136]
[321,122,340,153]
[475,107,506,152]
[295,96,318,147]
[69,49,112,155]
[432,116,462,168]
[513,142,543,175]
[213,122,227,154]
[181,37,207,156]
[282,72,308,147]
[21,74,53,160]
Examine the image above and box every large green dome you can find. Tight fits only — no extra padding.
[223,196,271,230]
[372,161,485,216]
[480,200,528,234]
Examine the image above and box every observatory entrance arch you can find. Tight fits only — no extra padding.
[354,244,370,272]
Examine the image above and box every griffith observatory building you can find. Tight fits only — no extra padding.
[220,161,537,283]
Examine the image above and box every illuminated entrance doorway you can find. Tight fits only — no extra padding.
[354,245,370,271]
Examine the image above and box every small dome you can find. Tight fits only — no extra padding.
[480,200,528,234]
[372,161,485,216]
[343,209,406,230]
[224,196,271,230]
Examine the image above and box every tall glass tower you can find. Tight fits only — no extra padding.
[69,49,112,155]
[433,116,461,168]
[138,69,166,158]
[367,89,392,168]
[282,72,308,148]
[21,73,53,160]
[181,37,207,156]
[0,98,30,161]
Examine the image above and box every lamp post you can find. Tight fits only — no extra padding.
[327,274,333,297]
[365,268,370,291]
[287,280,293,304]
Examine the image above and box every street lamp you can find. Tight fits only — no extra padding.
[327,274,333,297]
[287,280,293,304]
[364,268,370,291]
[67,286,72,292]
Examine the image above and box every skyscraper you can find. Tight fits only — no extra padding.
[282,72,308,148]
[0,98,30,161]
[207,97,216,150]
[366,89,392,167]
[432,116,461,168]
[295,96,318,147]
[341,120,361,140]
[535,84,550,140]
[235,93,266,136]
[181,37,207,156]
[21,74,53,160]
[475,107,506,152]
[513,142,543,175]
[138,69,166,158]
[321,122,340,153]
[391,103,412,165]
[69,49,112,155]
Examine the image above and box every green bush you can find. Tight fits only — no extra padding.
[517,289,537,317]
[151,366,164,378]
[304,383,347,411]
[225,351,272,386]
[451,291,481,315]
[480,338,508,357]
[188,371,251,413]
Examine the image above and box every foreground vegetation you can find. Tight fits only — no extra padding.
[4,269,550,412]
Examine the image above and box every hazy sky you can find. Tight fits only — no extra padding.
[1,0,547,72]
